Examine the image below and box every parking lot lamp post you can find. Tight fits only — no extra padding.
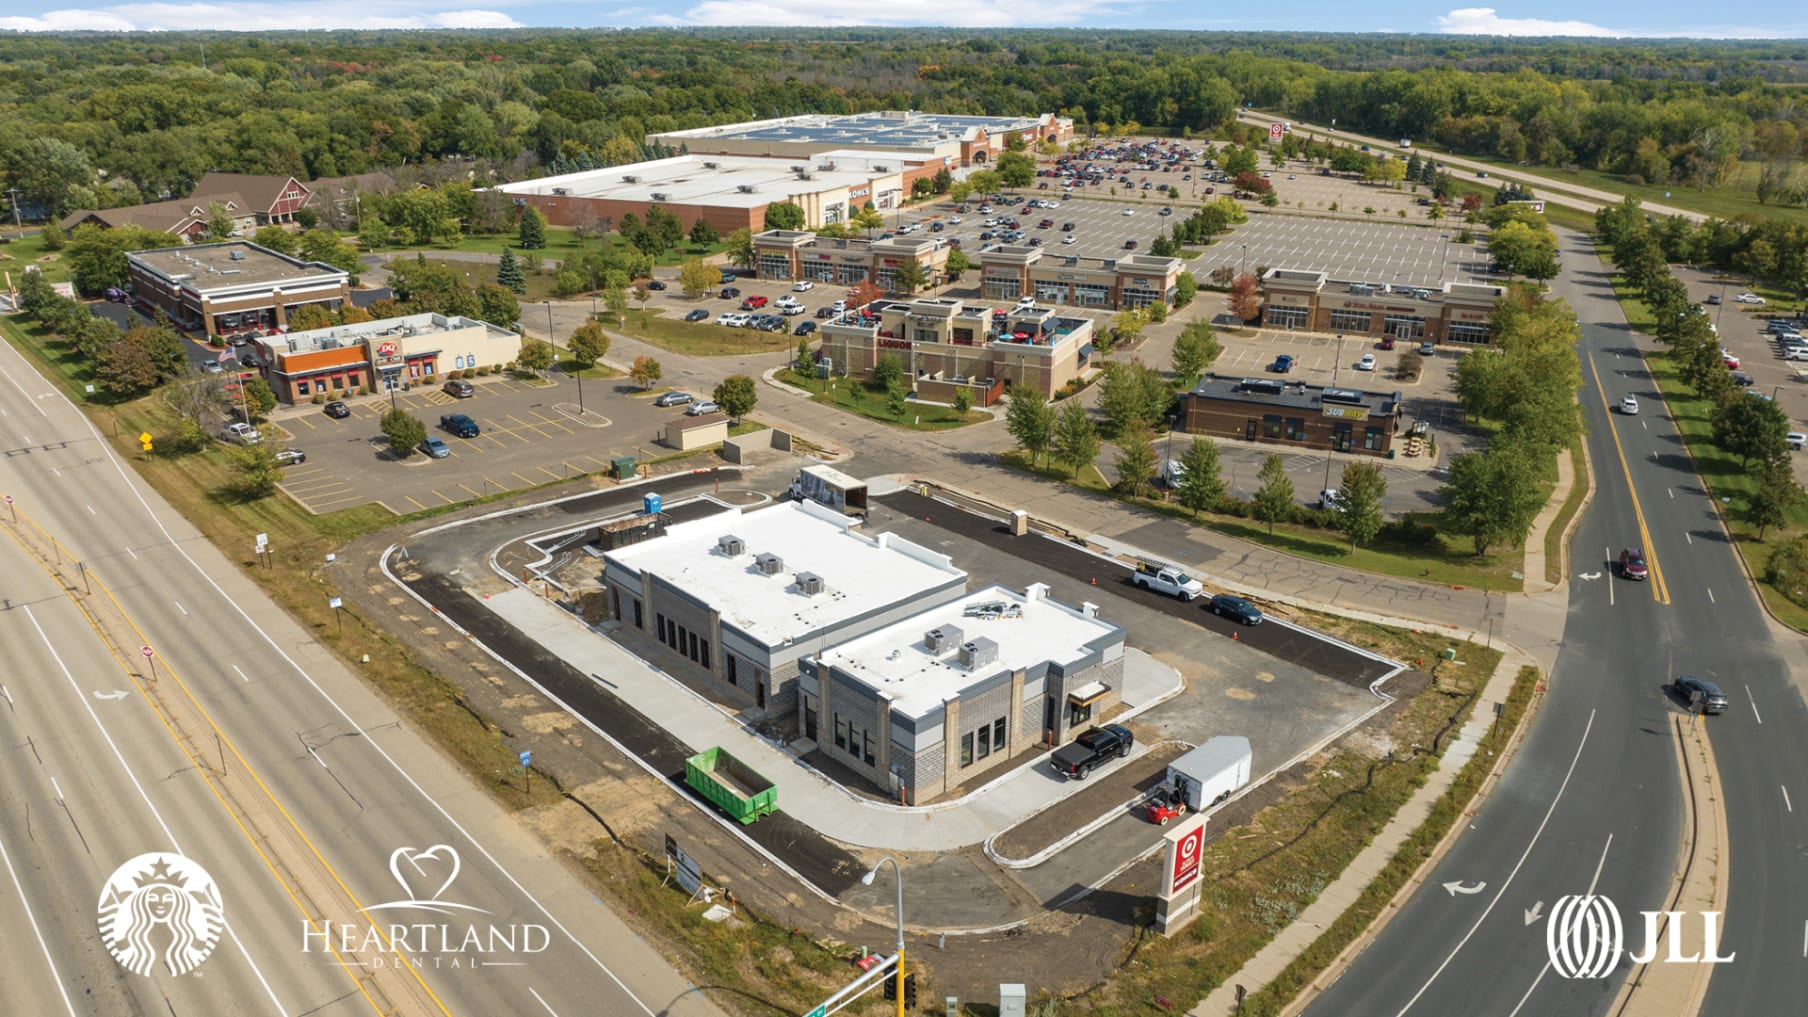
[1240,243,1248,278]
[861,856,906,1017]
[1439,235,1449,282]
[1323,359,1341,494]
[1716,282,1728,329]
[1165,414,1176,501]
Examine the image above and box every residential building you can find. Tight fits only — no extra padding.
[600,501,970,728]
[802,583,1125,803]
[647,110,1073,167]
[245,311,521,403]
[978,245,1182,311]
[190,173,312,225]
[1260,269,1508,345]
[60,173,311,237]
[126,242,349,338]
[1182,373,1404,457]
[817,296,1095,403]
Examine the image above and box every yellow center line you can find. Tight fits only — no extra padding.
[1587,351,1669,605]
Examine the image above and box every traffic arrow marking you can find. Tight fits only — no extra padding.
[1443,880,1486,896]
[1578,572,1602,581]
[1524,900,1544,925]
[92,690,130,701]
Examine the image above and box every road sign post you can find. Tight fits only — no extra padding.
[329,596,343,631]
[5,493,14,523]
[141,645,157,681]
[519,749,532,794]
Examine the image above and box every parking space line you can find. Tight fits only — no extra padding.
[457,482,483,498]
[512,471,539,487]
[405,495,429,510]
[308,492,370,510]
[535,466,561,481]
[432,489,457,505]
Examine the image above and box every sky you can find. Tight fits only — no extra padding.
[0,1,1802,37]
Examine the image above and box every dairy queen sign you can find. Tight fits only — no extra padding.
[372,339,404,367]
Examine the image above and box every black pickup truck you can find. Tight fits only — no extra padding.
[439,413,480,438]
[1049,724,1134,780]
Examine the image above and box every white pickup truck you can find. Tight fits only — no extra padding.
[1133,561,1204,601]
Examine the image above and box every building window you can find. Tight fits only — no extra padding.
[1383,315,1427,339]
[632,599,642,628]
[993,717,1007,751]
[756,253,792,280]
[296,380,310,396]
[1285,417,1307,441]
[960,731,974,767]
[834,714,847,750]
[983,277,1023,301]
[726,655,738,686]
[1329,309,1371,333]
[807,263,837,283]
[1034,281,1068,304]
[1266,306,1308,330]
[863,731,874,766]
[1364,426,1385,451]
[1068,700,1093,727]
[1446,321,1492,345]
[835,264,868,286]
[976,723,991,760]
[700,640,711,670]
[1121,287,1160,310]
[1263,414,1283,439]
[688,631,699,661]
[1072,283,1111,307]
[875,267,899,291]
[911,327,940,344]
[657,614,667,642]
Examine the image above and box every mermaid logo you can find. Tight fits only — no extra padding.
[98,853,225,977]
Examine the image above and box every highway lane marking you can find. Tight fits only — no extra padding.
[174,601,188,616]
[1504,834,1615,1017]
[1391,710,1598,1017]
[0,353,50,417]
[1605,547,1614,607]
[20,605,290,1016]
[0,827,80,1017]
[1783,786,1793,813]
[528,986,561,1015]
[1746,685,1762,723]
[1707,588,1715,604]
[1685,532,1692,544]
[233,665,250,683]
[86,504,95,515]
[1588,352,1668,605]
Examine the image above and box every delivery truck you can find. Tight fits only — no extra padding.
[684,747,777,824]
[789,464,868,516]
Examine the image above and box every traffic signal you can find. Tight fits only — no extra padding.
[882,972,916,1005]
[883,974,895,1001]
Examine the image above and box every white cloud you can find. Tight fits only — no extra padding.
[655,0,1113,27]
[0,0,523,31]
[1435,7,1619,36]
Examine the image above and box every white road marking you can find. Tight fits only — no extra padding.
[1504,835,1614,1017]
[1394,711,1599,1017]
[174,600,188,616]
[1685,532,1692,544]
[1783,786,1793,813]
[0,358,45,416]
[529,987,562,1016]
[1707,588,1715,604]
[1668,488,1674,498]
[85,505,95,515]
[1747,685,1763,724]
[127,547,137,559]
[0,827,80,1017]
[22,606,289,1015]
[233,664,250,683]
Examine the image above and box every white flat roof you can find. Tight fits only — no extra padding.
[605,500,965,647]
[816,584,1123,720]
[493,153,918,211]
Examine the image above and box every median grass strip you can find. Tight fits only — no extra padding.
[1543,437,1591,586]
[619,307,802,357]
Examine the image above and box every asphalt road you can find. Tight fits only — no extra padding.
[1297,231,1808,1015]
[0,337,723,1016]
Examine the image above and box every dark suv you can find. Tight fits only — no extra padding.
[1673,676,1727,714]
[1618,547,1648,580]
[1209,594,1263,625]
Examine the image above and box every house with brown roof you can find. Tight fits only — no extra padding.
[190,173,312,225]
[60,194,253,238]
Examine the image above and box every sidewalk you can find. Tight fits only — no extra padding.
[1191,641,1538,1017]
[480,586,1181,851]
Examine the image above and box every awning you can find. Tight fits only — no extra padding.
[1067,681,1110,706]
[1078,343,1096,357]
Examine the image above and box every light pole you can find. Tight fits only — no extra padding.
[1715,282,1728,330]
[1323,358,1341,495]
[862,856,905,1017]
[1240,243,1248,279]
[1165,413,1177,499]
[1438,234,1449,283]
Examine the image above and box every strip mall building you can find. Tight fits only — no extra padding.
[126,242,349,339]
[245,312,521,403]
[1260,269,1507,344]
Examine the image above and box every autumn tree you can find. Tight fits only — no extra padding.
[679,257,717,298]
[1228,273,1263,322]
[713,374,757,421]
[630,355,663,389]
[568,320,610,371]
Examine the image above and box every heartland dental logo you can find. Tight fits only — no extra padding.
[99,853,226,977]
[302,845,549,969]
[1545,894,1734,979]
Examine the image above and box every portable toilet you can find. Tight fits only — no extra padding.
[1164,736,1252,811]
[643,492,662,515]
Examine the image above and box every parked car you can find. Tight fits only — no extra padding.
[324,401,351,419]
[1672,675,1727,714]
[794,320,818,336]
[273,448,307,465]
[1209,594,1263,625]
[1318,488,1343,511]
[225,421,262,445]
[439,412,480,438]
[1050,725,1134,781]
[1133,561,1204,601]
[443,379,474,398]
[1355,353,1377,371]
[646,280,667,291]
[719,287,741,300]
[687,400,720,416]
[815,306,836,319]
[792,280,815,291]
[685,309,710,322]
[1736,292,1766,304]
[1379,337,1396,351]
[203,360,224,374]
[1061,222,1075,231]
[1062,234,1078,244]
[1270,354,1295,373]
[1619,547,1648,580]
[654,390,694,407]
[1121,208,1135,216]
[739,295,769,310]
[1123,239,1139,250]
[1418,341,1437,357]
[1788,432,1806,451]
[419,437,451,459]
[1706,292,1721,305]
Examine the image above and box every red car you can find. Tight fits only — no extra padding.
[1619,547,1648,580]
[739,295,769,310]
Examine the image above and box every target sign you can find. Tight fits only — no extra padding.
[1169,821,1206,894]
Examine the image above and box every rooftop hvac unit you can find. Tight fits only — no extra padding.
[1241,378,1287,395]
[791,165,809,175]
[817,162,836,172]
[229,250,245,261]
[703,161,718,169]
[754,552,784,575]
[923,624,964,655]
[959,637,999,670]
[796,572,825,596]
[1350,284,1375,296]
[650,192,669,201]
[717,535,745,556]
[874,165,890,172]
[1323,388,1366,405]
[552,187,571,196]
[737,184,756,193]
[621,175,639,183]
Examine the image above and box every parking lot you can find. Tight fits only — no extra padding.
[267,372,692,513]
[1188,214,1488,290]
[1672,265,1808,475]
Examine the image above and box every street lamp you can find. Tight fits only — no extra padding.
[861,856,905,1017]
[1323,358,1341,494]
[1716,281,1728,330]
[1165,413,1177,500]
[1438,234,1449,283]
[1240,243,1248,279]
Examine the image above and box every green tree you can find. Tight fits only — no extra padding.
[497,247,527,294]
[725,227,755,269]
[944,247,972,282]
[762,204,805,231]
[242,374,276,420]
[478,284,520,328]
[851,203,886,239]
[996,151,1036,189]
[885,382,910,418]
[568,320,611,371]
[1097,360,1172,436]
[630,355,663,389]
[1174,438,1226,516]
[1111,307,1150,347]
[517,206,547,250]
[1171,320,1218,385]
[891,259,928,294]
[66,223,180,295]
[123,324,187,382]
[287,304,335,332]
[380,408,427,457]
[1051,400,1102,479]
[8,137,93,217]
[228,444,281,500]
[253,225,297,255]
[952,386,973,415]
[714,374,757,421]
[1112,425,1158,498]
[1174,272,1198,307]
[679,257,717,298]
[871,352,904,391]
[1712,395,1790,468]
[795,338,815,373]
[516,339,555,374]
[95,339,159,398]
[1440,439,1546,555]
[603,286,630,328]
[1005,387,1055,466]
[1335,461,1387,551]
[1747,455,1805,541]
[1252,453,1296,535]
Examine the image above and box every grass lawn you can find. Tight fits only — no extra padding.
[617,307,801,358]
[780,367,987,431]
[377,229,732,269]
[1459,158,1808,229]
[0,231,73,284]
[1544,438,1591,586]
[4,316,104,401]
[1000,451,1526,591]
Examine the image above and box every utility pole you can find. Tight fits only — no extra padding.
[5,187,21,229]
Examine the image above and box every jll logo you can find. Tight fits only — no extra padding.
[1545,894,1735,979]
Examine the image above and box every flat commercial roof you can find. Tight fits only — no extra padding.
[494,152,917,211]
[654,110,1051,150]
[259,312,515,355]
[816,584,1123,720]
[128,241,346,292]
[1190,372,1401,417]
[604,500,966,648]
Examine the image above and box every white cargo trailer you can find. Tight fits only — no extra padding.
[1164,736,1252,811]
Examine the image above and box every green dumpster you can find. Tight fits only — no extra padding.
[684,747,777,824]
[611,455,637,480]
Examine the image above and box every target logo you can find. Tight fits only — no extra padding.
[1545,894,1735,978]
